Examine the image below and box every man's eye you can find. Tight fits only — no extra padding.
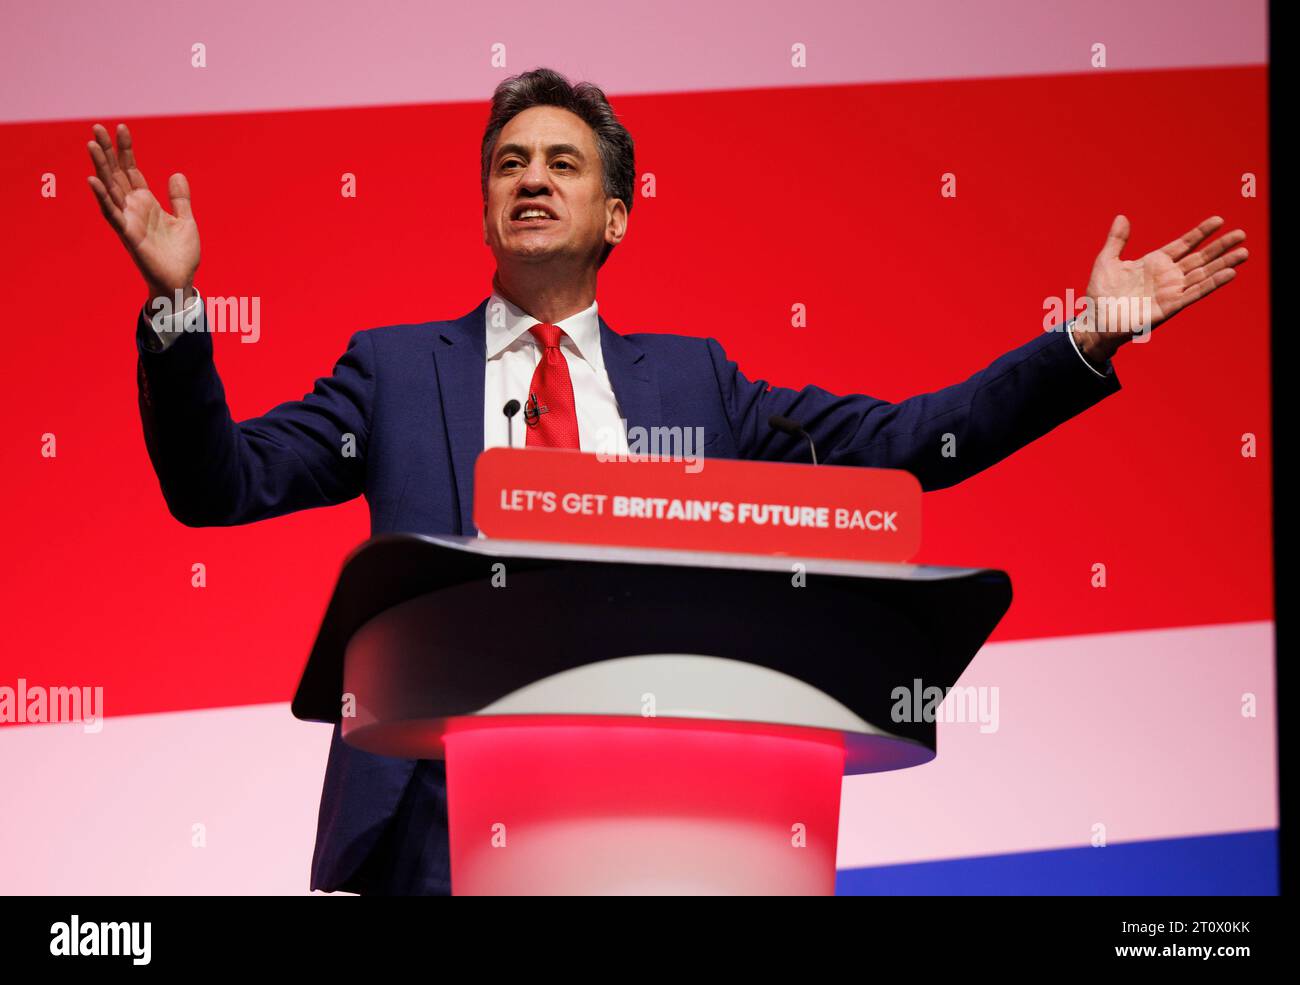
[553,161,573,170]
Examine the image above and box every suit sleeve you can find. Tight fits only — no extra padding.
[134,306,374,526]
[706,327,1122,490]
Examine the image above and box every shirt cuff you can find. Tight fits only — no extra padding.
[142,291,202,353]
[1067,319,1113,378]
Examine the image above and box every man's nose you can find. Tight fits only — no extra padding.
[519,159,553,192]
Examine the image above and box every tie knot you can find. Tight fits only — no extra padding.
[529,323,564,349]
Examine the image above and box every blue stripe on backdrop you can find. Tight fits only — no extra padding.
[836,830,1278,895]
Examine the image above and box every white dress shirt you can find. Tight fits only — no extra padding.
[482,291,629,455]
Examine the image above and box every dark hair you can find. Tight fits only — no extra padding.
[481,67,635,267]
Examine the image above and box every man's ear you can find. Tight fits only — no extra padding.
[605,198,628,248]
[482,206,489,246]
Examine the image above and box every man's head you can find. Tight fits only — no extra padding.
[481,68,634,273]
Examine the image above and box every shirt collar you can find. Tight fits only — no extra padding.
[485,289,602,365]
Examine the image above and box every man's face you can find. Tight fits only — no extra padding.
[483,105,626,268]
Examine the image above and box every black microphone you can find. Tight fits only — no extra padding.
[768,414,818,466]
[502,399,522,448]
[523,391,549,427]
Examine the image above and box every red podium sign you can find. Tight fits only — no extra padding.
[473,448,921,562]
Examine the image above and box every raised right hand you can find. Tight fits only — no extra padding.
[87,123,200,303]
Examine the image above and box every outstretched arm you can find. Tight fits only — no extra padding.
[713,215,1248,489]
[710,326,1119,490]
[89,122,373,525]
[135,313,375,526]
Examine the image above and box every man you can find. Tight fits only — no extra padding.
[87,67,1247,895]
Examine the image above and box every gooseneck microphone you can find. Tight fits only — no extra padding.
[768,414,818,466]
[502,399,522,448]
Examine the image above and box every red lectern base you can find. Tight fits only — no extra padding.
[443,716,847,895]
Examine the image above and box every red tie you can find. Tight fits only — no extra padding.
[524,323,581,449]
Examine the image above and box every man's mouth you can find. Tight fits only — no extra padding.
[511,204,558,225]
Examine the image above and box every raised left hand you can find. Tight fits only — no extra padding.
[1075,215,1248,363]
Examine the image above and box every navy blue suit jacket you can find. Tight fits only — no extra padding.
[135,295,1121,892]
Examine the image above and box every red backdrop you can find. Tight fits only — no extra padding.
[0,66,1270,720]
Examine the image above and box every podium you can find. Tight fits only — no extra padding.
[292,532,1011,895]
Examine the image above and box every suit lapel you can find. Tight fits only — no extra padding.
[599,316,663,440]
[431,299,488,534]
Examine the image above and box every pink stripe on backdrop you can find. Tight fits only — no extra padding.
[0,704,332,895]
[0,622,1277,893]
[0,0,1266,124]
[837,620,1278,868]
